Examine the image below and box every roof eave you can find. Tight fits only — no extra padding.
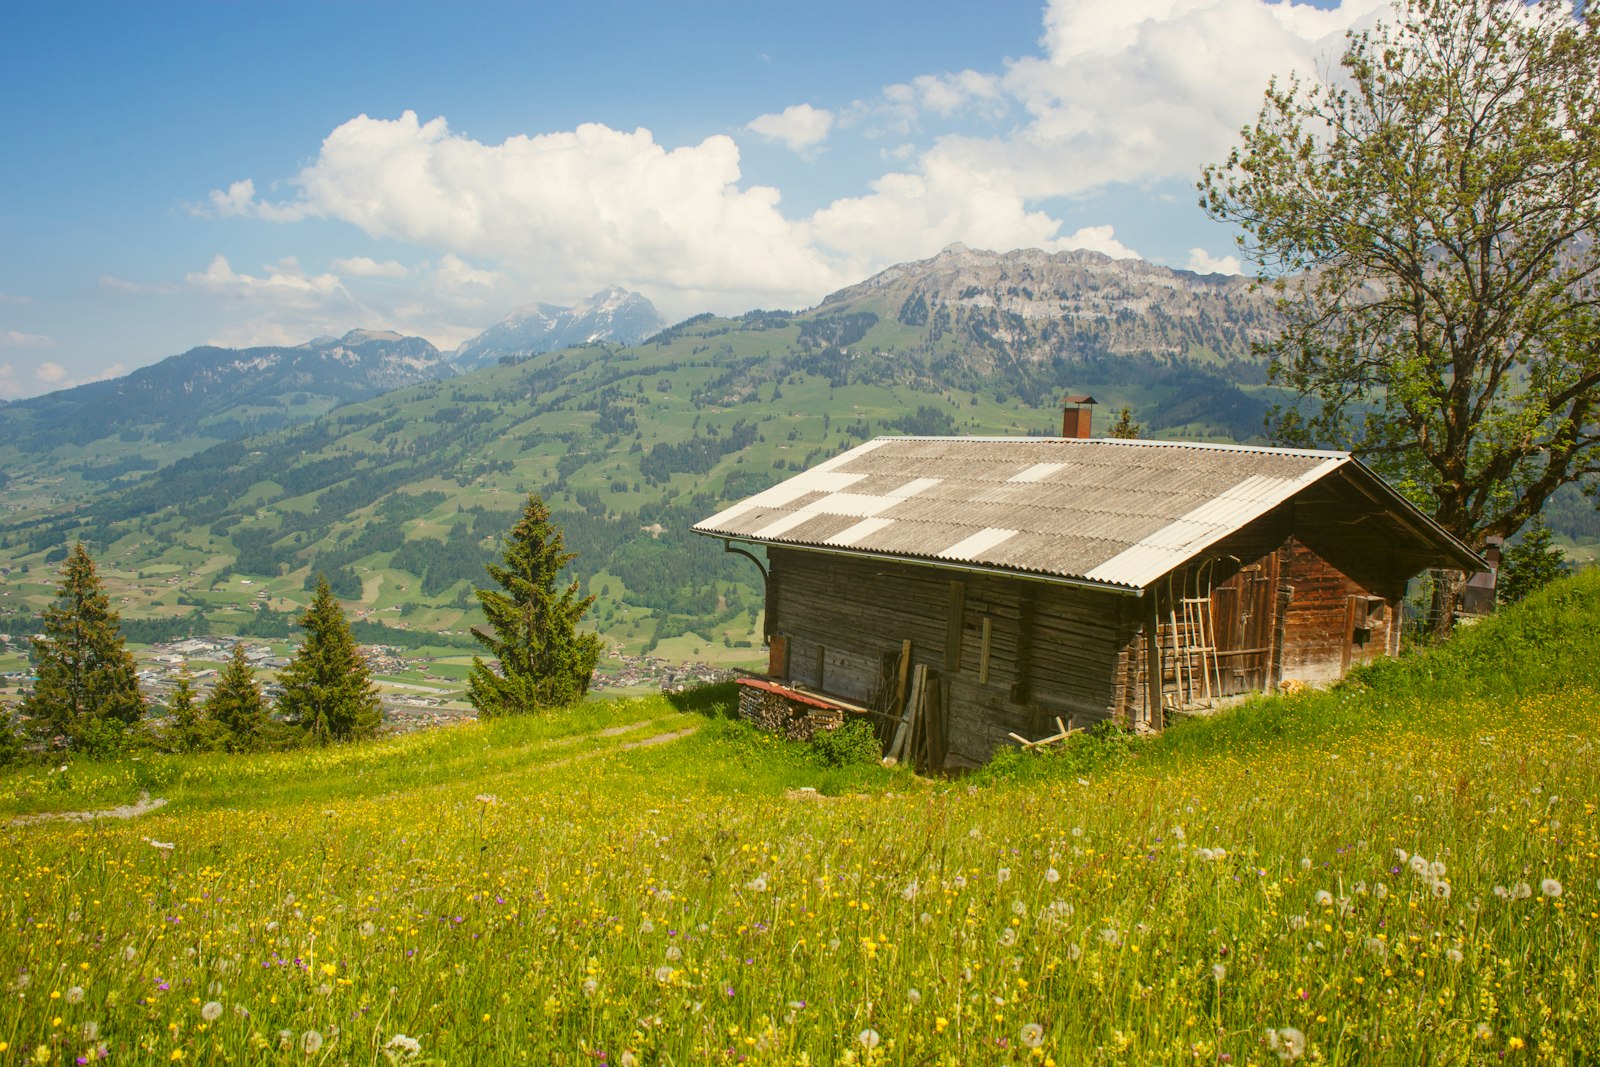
[1339,459,1487,572]
[690,527,1147,596]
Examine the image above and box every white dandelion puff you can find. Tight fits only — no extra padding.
[654,966,673,984]
[383,1033,421,1061]
[1314,890,1333,906]
[858,1028,881,1049]
[1269,1026,1306,1061]
[1044,867,1060,883]
[301,1030,324,1055]
[1542,878,1563,898]
[201,1001,223,1021]
[66,986,84,1004]
[1020,1022,1045,1048]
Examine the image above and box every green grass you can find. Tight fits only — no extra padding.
[2,576,1598,1064]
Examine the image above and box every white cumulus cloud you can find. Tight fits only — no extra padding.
[746,103,836,152]
[188,0,1394,331]
[35,361,70,383]
[1187,247,1243,275]
[186,255,350,309]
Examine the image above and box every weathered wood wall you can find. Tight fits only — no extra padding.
[766,523,1404,763]
[1278,539,1396,683]
[767,548,1140,766]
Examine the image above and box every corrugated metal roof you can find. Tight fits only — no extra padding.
[693,436,1476,591]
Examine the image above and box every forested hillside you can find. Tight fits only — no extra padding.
[1,246,1593,660]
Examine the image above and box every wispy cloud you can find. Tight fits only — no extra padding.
[331,256,409,278]
[1,329,53,347]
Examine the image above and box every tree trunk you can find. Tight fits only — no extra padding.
[1427,569,1464,640]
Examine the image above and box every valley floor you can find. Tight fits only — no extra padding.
[2,574,1599,1064]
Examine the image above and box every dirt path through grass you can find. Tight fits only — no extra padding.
[10,790,169,826]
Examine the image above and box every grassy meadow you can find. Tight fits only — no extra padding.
[3,572,1599,1065]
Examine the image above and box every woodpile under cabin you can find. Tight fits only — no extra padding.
[692,433,1484,771]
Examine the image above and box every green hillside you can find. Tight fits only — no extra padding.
[0,301,1281,665]
[3,570,1596,1064]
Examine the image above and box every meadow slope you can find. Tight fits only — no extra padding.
[2,572,1597,1065]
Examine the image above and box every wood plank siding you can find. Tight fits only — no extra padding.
[767,547,1139,766]
[764,524,1405,766]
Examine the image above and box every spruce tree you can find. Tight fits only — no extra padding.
[206,643,268,752]
[1108,406,1141,440]
[468,494,602,716]
[277,574,381,743]
[20,542,144,741]
[164,664,214,753]
[1498,517,1567,606]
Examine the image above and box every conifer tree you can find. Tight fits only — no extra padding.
[0,714,23,768]
[277,574,381,743]
[206,643,268,752]
[1108,406,1141,440]
[1498,517,1567,606]
[20,542,144,741]
[468,494,602,716]
[164,664,213,753]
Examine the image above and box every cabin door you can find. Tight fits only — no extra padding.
[1210,554,1282,696]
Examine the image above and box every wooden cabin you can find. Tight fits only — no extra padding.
[693,436,1483,768]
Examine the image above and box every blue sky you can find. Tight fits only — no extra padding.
[0,0,1380,399]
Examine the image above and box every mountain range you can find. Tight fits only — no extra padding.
[0,245,1318,657]
[452,287,670,371]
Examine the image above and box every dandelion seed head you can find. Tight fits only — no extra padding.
[300,1030,324,1055]
[1269,1026,1306,1061]
[65,986,84,1004]
[1045,867,1060,883]
[1020,1022,1045,1048]
[201,1001,222,1021]
[1542,878,1563,898]
[858,1028,880,1049]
